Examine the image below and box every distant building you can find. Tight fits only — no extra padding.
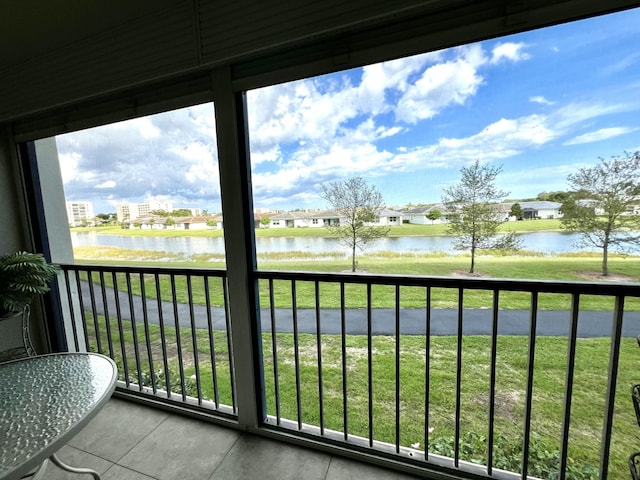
[269,209,403,228]
[66,201,94,226]
[116,201,173,222]
[518,201,562,220]
[404,204,449,224]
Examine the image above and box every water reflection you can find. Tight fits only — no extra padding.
[70,230,638,256]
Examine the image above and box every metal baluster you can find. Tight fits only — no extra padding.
[487,290,499,475]
[63,269,80,351]
[112,272,129,387]
[521,291,539,479]
[86,271,102,354]
[292,280,302,430]
[559,293,580,479]
[455,288,463,466]
[125,272,144,390]
[222,279,237,413]
[396,284,401,453]
[204,276,220,408]
[170,274,187,401]
[315,280,325,435]
[341,281,348,440]
[98,271,114,359]
[187,274,202,403]
[599,295,625,480]
[424,286,431,461]
[269,278,281,424]
[73,270,90,351]
[111,272,129,387]
[154,273,171,397]
[367,282,373,447]
[139,273,156,394]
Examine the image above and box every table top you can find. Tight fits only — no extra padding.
[0,353,117,480]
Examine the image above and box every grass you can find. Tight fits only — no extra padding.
[73,249,640,311]
[85,312,640,479]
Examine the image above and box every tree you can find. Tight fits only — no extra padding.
[560,152,640,276]
[260,216,271,228]
[171,208,192,217]
[510,203,523,220]
[206,219,217,228]
[165,218,176,229]
[426,209,442,224]
[321,176,389,272]
[537,191,569,203]
[442,160,522,273]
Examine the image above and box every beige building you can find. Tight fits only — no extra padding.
[116,201,173,222]
[65,201,94,227]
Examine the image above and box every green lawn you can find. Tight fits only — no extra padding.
[73,251,640,311]
[86,314,640,479]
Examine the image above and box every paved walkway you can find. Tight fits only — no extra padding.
[78,283,640,338]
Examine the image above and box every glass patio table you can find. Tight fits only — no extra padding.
[0,353,117,480]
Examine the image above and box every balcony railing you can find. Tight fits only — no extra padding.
[59,264,236,416]
[58,264,640,479]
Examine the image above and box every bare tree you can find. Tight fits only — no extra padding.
[321,176,389,272]
[560,152,640,276]
[442,160,521,273]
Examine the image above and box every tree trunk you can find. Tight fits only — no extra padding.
[352,244,357,272]
[602,243,609,276]
[469,245,475,274]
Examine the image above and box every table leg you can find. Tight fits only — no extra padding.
[49,453,101,479]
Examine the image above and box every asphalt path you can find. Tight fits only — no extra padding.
[78,282,640,338]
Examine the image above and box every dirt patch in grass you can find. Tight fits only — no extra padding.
[450,270,492,278]
[472,390,522,421]
[574,270,636,282]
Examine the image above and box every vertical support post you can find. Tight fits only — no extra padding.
[19,139,75,352]
[212,66,265,428]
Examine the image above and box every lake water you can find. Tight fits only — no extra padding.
[71,231,632,256]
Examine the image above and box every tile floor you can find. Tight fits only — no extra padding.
[44,397,421,479]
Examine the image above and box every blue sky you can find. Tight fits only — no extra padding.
[57,8,640,214]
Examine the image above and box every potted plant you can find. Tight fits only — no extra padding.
[0,251,59,360]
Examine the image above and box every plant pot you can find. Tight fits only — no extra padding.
[0,307,36,362]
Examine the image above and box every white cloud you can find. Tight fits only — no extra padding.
[58,151,86,184]
[529,96,555,105]
[131,117,161,139]
[395,45,486,124]
[490,42,530,64]
[376,126,403,139]
[251,146,282,165]
[563,127,638,145]
[601,51,640,76]
[57,103,220,212]
[553,102,635,130]
[423,114,556,165]
[363,51,443,91]
[96,180,116,189]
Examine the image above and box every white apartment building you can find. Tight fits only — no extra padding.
[66,201,94,227]
[116,201,173,222]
